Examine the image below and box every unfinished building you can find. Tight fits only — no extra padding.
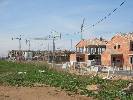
[70,38,107,65]
[101,33,133,70]
[8,50,74,63]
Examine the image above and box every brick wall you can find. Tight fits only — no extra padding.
[70,54,77,62]
[101,51,111,66]
[101,34,133,69]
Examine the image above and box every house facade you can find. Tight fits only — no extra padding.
[70,38,107,65]
[101,33,133,70]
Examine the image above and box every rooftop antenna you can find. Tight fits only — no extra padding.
[80,18,85,40]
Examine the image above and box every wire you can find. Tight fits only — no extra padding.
[83,0,126,31]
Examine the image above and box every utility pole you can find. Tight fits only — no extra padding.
[80,18,85,40]
[70,39,72,50]
[52,37,55,52]
[12,35,22,60]
[48,43,49,51]
[51,36,55,67]
[26,39,31,51]
[47,43,50,63]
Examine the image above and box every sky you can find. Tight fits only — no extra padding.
[0,0,133,56]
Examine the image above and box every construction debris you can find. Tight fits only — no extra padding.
[38,70,45,73]
[122,83,133,94]
[18,72,27,74]
[86,84,101,91]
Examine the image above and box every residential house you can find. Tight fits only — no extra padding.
[101,33,133,70]
[70,38,107,65]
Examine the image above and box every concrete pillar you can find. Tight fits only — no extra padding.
[83,46,86,53]
[76,47,77,52]
[96,47,98,54]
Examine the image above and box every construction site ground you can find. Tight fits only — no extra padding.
[0,61,133,100]
[0,86,93,100]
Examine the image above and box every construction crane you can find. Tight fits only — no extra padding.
[33,31,61,50]
[33,31,61,66]
[50,31,61,52]
[25,39,31,51]
[12,35,22,60]
[50,31,61,67]
[80,18,85,40]
[12,35,22,51]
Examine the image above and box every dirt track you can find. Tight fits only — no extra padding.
[0,86,93,100]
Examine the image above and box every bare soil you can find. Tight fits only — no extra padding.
[0,86,93,100]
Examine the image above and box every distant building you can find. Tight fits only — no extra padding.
[70,38,107,65]
[23,51,33,60]
[101,33,133,70]
[8,50,74,63]
[8,50,34,60]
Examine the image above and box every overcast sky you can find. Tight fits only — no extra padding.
[0,0,132,56]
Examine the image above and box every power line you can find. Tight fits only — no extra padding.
[83,0,126,31]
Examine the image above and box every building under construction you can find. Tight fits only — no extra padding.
[101,32,133,70]
[70,38,107,65]
[8,50,74,63]
[70,32,133,70]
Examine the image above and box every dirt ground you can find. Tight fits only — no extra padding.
[0,86,93,100]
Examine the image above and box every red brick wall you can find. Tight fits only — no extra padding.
[102,35,133,69]
[101,51,111,66]
[70,53,86,62]
[85,54,88,62]
[70,54,77,62]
